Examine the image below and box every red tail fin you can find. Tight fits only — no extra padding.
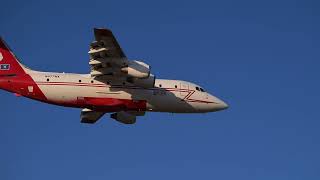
[0,37,26,76]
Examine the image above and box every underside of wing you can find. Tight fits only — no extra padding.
[94,28,126,58]
[89,28,128,77]
[87,28,156,88]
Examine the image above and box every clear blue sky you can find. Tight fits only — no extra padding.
[1,0,319,179]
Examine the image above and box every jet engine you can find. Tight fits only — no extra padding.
[111,111,136,124]
[127,74,156,89]
[121,60,150,79]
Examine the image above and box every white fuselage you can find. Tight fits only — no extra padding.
[28,71,228,113]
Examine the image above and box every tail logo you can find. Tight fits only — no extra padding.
[0,64,10,70]
[0,52,3,61]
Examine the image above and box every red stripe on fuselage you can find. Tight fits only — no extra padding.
[44,96,147,112]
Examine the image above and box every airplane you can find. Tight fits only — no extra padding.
[0,28,228,124]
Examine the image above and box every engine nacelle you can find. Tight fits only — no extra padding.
[111,111,136,124]
[121,60,150,79]
[128,74,156,89]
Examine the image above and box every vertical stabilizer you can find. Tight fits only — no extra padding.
[0,37,27,76]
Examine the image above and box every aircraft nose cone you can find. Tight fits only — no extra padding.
[209,95,229,112]
[217,100,228,110]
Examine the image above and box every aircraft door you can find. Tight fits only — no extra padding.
[180,82,189,99]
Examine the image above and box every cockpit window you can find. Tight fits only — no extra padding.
[195,86,206,92]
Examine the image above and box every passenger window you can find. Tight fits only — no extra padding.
[159,84,162,88]
[196,87,200,91]
[200,88,205,92]
[175,85,177,88]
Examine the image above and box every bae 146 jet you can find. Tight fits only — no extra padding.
[0,28,228,124]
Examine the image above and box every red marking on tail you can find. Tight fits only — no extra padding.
[0,37,26,76]
[0,37,47,102]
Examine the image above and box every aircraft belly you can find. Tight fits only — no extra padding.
[145,92,195,113]
[38,85,85,101]
[36,83,135,107]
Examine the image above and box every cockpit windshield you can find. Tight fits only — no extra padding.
[195,86,206,92]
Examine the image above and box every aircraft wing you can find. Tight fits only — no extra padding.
[89,28,129,77]
[93,28,126,58]
[88,28,155,89]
